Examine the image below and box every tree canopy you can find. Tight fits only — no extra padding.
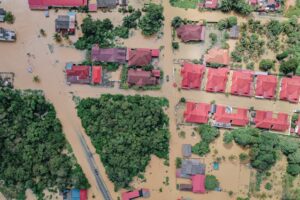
[138,3,164,36]
[0,88,89,199]
[77,94,169,190]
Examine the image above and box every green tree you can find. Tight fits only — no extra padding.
[259,59,274,71]
[239,153,249,162]
[4,11,15,24]
[223,132,234,144]
[171,16,183,29]
[138,3,164,36]
[264,182,272,190]
[172,42,179,50]
[280,58,298,74]
[276,51,289,61]
[192,141,210,156]
[205,175,219,190]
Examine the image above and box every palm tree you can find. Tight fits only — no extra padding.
[53,33,62,43]
[33,75,40,83]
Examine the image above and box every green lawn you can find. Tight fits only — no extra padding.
[285,0,300,17]
[170,0,203,9]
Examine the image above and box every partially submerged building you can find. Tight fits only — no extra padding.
[204,0,218,9]
[176,24,205,43]
[249,0,281,12]
[65,63,90,84]
[127,69,160,87]
[127,48,159,67]
[192,174,206,193]
[91,45,127,63]
[229,25,239,39]
[279,76,300,103]
[254,110,289,132]
[181,62,205,89]
[214,105,249,127]
[177,159,206,179]
[55,12,76,35]
[0,28,16,42]
[255,74,277,99]
[121,189,150,200]
[28,0,88,10]
[204,48,230,67]
[97,0,118,8]
[0,8,6,22]
[205,68,229,93]
[182,144,192,158]
[184,102,211,124]
[63,189,87,200]
[231,70,253,97]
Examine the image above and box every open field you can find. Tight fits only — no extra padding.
[1,0,300,199]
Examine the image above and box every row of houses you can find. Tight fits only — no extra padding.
[183,102,290,132]
[91,45,160,66]
[28,0,128,12]
[180,62,300,103]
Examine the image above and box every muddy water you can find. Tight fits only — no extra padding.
[0,0,298,199]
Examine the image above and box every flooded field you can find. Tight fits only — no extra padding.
[1,0,300,199]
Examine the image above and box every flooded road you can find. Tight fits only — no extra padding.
[0,0,298,199]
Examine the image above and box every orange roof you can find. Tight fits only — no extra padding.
[204,48,230,66]
[92,66,102,84]
[231,70,253,97]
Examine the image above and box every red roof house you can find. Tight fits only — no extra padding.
[192,175,206,193]
[204,0,218,9]
[231,70,253,97]
[214,105,249,126]
[89,0,97,11]
[127,69,160,87]
[80,190,87,200]
[121,189,150,200]
[176,25,205,42]
[206,68,229,93]
[184,102,210,124]
[28,0,87,10]
[91,45,127,63]
[127,49,153,66]
[254,110,289,132]
[204,48,230,66]
[65,64,90,84]
[92,66,102,84]
[280,76,300,103]
[255,75,277,99]
[181,62,205,89]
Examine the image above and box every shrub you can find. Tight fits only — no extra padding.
[171,16,183,29]
[209,33,217,45]
[4,11,15,24]
[172,42,179,50]
[205,175,219,190]
[259,59,274,71]
[264,182,272,190]
[192,141,210,156]
[175,157,182,168]
[239,153,249,162]
[223,132,234,144]
[280,58,298,74]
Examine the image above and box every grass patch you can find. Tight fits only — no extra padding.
[170,0,202,9]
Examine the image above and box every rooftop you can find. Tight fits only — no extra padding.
[204,48,230,66]
[206,68,229,93]
[255,74,277,99]
[214,105,249,126]
[181,62,205,89]
[231,70,253,97]
[254,110,289,132]
[280,76,300,103]
[176,24,205,42]
[184,102,210,124]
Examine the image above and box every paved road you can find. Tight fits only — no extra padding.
[77,132,112,200]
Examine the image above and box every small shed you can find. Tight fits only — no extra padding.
[0,8,6,22]
[179,184,193,191]
[182,144,192,158]
[229,25,239,39]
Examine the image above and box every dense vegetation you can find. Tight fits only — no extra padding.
[192,125,220,156]
[220,0,253,16]
[224,127,300,177]
[0,88,89,199]
[77,94,170,190]
[205,175,220,190]
[138,3,164,36]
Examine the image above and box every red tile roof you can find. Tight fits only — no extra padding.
[184,102,210,124]
[121,190,140,200]
[80,190,87,200]
[214,105,249,126]
[127,69,159,86]
[28,0,87,10]
[176,25,205,42]
[91,45,127,63]
[181,62,205,89]
[89,0,97,12]
[92,66,102,84]
[127,49,152,66]
[254,110,289,132]
[192,175,206,193]
[205,0,218,9]
[66,65,90,84]
[255,75,277,99]
[204,48,230,66]
[280,76,300,103]
[206,68,229,93]
[231,70,253,97]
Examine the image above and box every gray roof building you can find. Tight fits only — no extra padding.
[179,184,193,191]
[97,0,118,8]
[229,25,239,39]
[182,144,192,158]
[181,159,206,175]
[0,8,6,22]
[0,28,16,42]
